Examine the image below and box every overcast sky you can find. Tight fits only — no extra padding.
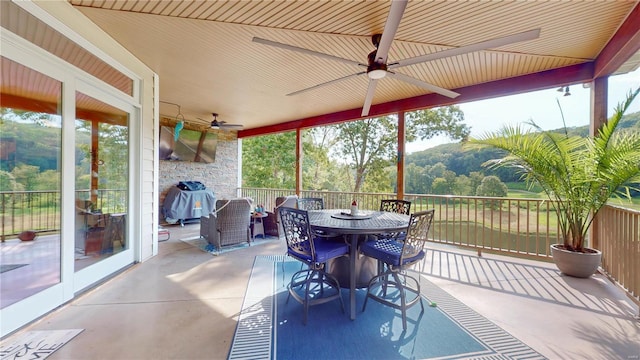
[406,68,640,153]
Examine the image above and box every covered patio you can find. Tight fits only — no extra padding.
[12,223,638,359]
[1,0,639,350]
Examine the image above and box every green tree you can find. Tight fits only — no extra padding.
[431,177,450,195]
[12,164,40,191]
[427,162,447,178]
[0,170,24,192]
[303,128,352,191]
[242,132,296,189]
[476,175,508,197]
[330,116,398,192]
[475,175,508,210]
[328,107,469,192]
[407,106,469,141]
[468,171,485,193]
[453,175,473,195]
[34,170,60,191]
[241,106,469,192]
[405,163,432,194]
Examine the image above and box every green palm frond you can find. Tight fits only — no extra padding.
[467,86,640,251]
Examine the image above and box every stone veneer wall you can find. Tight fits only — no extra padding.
[159,131,239,221]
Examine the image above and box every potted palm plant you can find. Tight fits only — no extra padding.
[468,87,640,277]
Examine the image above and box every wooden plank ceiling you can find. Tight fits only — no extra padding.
[23,1,640,133]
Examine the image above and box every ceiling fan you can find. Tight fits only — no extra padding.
[203,113,243,130]
[252,0,540,117]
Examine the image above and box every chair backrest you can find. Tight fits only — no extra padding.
[216,199,251,231]
[275,195,298,211]
[297,197,324,211]
[400,209,435,264]
[279,207,316,262]
[380,199,411,215]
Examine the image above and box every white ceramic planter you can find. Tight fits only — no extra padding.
[550,244,602,278]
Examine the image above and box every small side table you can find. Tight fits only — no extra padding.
[251,212,268,240]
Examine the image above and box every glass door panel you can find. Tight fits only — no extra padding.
[0,57,62,308]
[74,92,129,271]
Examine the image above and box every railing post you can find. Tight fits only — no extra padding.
[295,129,302,197]
[397,111,405,200]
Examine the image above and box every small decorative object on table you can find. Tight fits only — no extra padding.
[350,200,358,216]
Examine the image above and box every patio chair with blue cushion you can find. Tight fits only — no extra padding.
[361,209,435,331]
[375,199,412,242]
[279,207,349,325]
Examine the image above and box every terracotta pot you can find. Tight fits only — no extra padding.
[550,244,601,278]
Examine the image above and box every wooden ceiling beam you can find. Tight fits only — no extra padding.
[594,2,640,79]
[1,93,128,126]
[238,62,594,138]
[0,93,60,115]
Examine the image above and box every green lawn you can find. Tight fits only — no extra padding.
[505,184,640,210]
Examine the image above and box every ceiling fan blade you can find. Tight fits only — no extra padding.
[287,72,366,96]
[374,0,408,64]
[389,28,541,69]
[252,37,365,67]
[221,125,244,130]
[387,72,460,98]
[219,121,243,127]
[361,79,379,117]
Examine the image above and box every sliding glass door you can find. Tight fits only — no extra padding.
[74,92,129,272]
[1,0,140,335]
[0,57,63,309]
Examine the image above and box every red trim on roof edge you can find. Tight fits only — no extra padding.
[594,2,640,79]
[238,62,594,138]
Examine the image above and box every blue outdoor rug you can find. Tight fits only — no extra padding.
[181,235,279,256]
[228,255,545,360]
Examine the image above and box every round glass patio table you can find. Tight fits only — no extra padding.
[307,209,410,320]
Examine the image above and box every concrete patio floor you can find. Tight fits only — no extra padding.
[6,223,639,359]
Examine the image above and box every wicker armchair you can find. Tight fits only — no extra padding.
[264,195,298,237]
[200,198,252,249]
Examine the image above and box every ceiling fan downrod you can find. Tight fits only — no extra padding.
[367,34,387,80]
[211,113,220,129]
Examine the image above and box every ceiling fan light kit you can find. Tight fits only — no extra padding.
[206,113,243,131]
[367,69,387,80]
[252,0,540,117]
[210,113,220,129]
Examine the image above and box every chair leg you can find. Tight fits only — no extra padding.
[303,271,313,325]
[288,268,344,325]
[328,271,345,314]
[363,269,425,331]
[362,272,381,312]
[382,272,391,296]
[393,272,408,331]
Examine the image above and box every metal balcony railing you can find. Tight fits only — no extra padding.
[0,189,127,240]
[240,188,560,259]
[239,187,638,306]
[1,188,636,306]
[595,204,639,306]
